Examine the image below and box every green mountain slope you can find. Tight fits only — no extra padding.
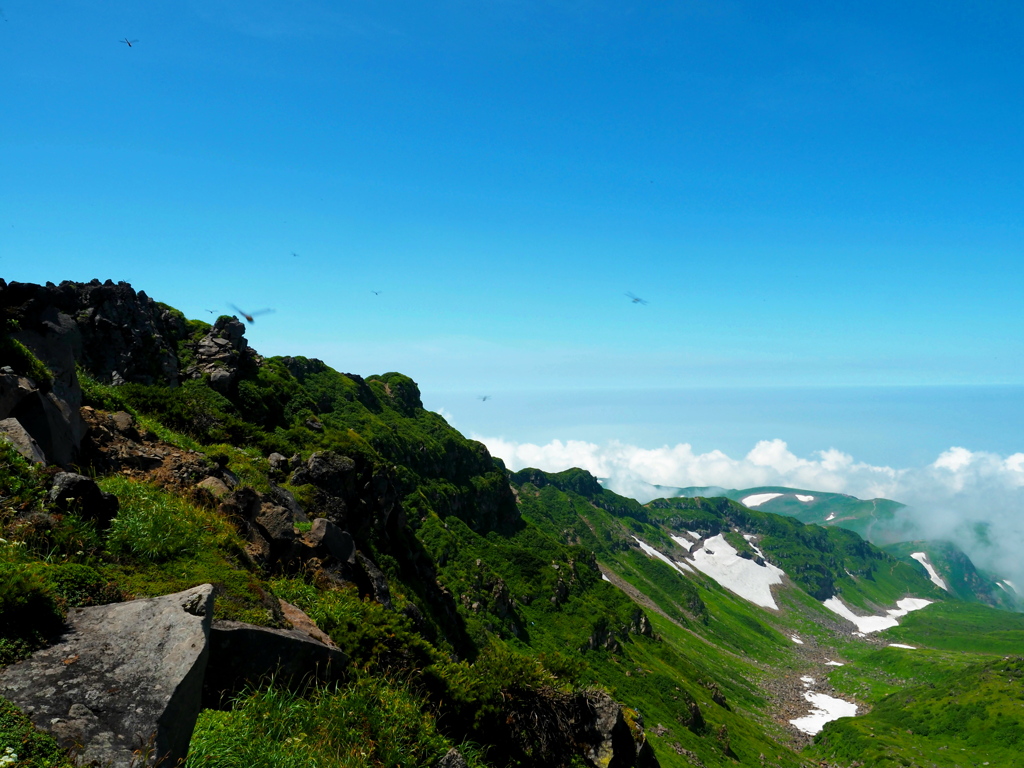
[2,281,1022,767]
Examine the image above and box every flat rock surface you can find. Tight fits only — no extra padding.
[0,584,214,768]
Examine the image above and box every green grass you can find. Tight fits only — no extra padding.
[878,600,1024,654]
[808,656,1024,768]
[0,697,74,768]
[186,676,486,768]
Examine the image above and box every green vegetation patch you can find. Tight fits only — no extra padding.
[186,676,484,768]
[0,697,74,768]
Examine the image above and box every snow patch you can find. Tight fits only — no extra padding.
[825,512,836,521]
[789,692,858,735]
[888,644,917,649]
[825,660,845,666]
[822,596,933,633]
[795,494,814,502]
[790,635,804,644]
[910,552,949,591]
[688,534,785,609]
[741,492,783,507]
[1004,579,1018,592]
[686,531,701,540]
[800,676,815,686]
[601,573,611,582]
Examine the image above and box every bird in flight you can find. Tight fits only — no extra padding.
[626,292,648,305]
[371,290,382,295]
[229,304,274,323]
[120,38,139,47]
[291,252,299,258]
[479,395,491,402]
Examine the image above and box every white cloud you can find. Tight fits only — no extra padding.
[477,435,1024,595]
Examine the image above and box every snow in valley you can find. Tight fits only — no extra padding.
[822,596,933,633]
[795,494,814,502]
[789,692,858,735]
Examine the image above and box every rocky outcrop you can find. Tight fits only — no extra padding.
[0,584,215,768]
[1,279,186,388]
[203,619,348,708]
[0,279,189,467]
[182,316,253,392]
[0,370,84,468]
[573,690,659,768]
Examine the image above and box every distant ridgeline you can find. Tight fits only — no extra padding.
[2,278,1024,768]
[661,484,1021,612]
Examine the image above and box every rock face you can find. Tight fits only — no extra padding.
[0,584,215,768]
[203,620,348,708]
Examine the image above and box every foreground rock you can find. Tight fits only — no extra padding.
[203,619,348,708]
[0,584,214,768]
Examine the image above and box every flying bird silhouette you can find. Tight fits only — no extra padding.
[371,290,382,295]
[479,395,491,402]
[120,38,139,47]
[229,304,274,323]
[625,292,648,305]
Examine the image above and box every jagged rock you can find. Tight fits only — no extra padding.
[203,619,348,708]
[573,690,657,768]
[46,472,119,527]
[357,551,393,608]
[183,316,250,392]
[0,584,214,768]
[1,279,185,388]
[267,482,308,522]
[0,416,46,463]
[437,747,469,768]
[303,518,356,565]
[630,609,653,638]
[291,450,356,494]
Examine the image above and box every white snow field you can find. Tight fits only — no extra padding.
[688,534,786,609]
[789,692,858,735]
[800,676,815,686]
[825,660,845,666]
[741,492,783,507]
[823,596,933,633]
[825,512,836,521]
[910,552,948,591]
[795,494,814,502]
[790,635,804,644]
[888,644,917,649]
[1004,579,1018,592]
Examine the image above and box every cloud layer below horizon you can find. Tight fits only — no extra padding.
[476,435,1024,593]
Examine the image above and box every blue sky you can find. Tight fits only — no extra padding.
[3,2,1023,464]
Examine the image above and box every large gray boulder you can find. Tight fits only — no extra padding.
[203,619,348,708]
[0,584,214,768]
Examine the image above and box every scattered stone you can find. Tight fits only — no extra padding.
[197,476,231,499]
[278,600,337,647]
